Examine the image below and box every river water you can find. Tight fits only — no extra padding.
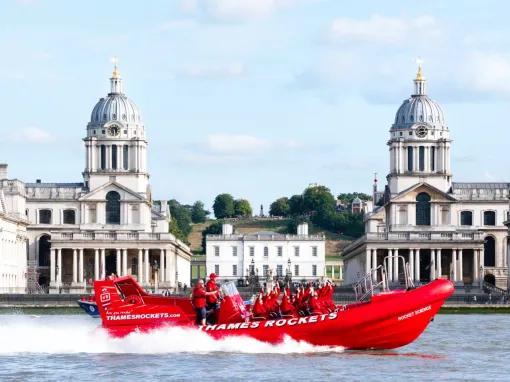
[0,313,508,381]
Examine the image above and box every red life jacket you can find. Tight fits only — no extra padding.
[253,299,266,317]
[192,285,207,308]
[205,280,219,304]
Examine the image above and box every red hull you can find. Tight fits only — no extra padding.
[94,277,453,350]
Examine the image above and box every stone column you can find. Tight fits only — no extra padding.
[166,248,172,284]
[57,249,62,284]
[473,249,479,282]
[94,249,99,280]
[72,249,78,283]
[144,249,150,285]
[365,248,371,274]
[100,248,106,279]
[415,249,421,282]
[122,249,128,276]
[79,248,84,283]
[160,249,165,282]
[452,249,457,282]
[479,247,485,272]
[393,249,399,281]
[409,249,414,281]
[430,249,436,280]
[436,249,442,278]
[50,249,56,284]
[371,249,377,281]
[116,249,121,276]
[388,249,393,282]
[458,249,463,284]
[138,249,143,283]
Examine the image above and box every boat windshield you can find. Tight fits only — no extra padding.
[221,281,240,297]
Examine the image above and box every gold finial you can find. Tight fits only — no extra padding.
[415,58,424,81]
[111,56,120,79]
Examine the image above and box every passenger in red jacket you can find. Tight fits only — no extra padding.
[280,290,296,317]
[309,290,322,315]
[205,273,221,311]
[192,279,218,326]
[252,293,267,319]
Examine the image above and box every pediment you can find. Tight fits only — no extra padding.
[390,182,457,203]
[80,181,145,202]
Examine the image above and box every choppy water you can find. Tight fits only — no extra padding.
[0,314,508,381]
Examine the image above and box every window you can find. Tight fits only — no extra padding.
[263,265,269,276]
[484,211,496,226]
[484,236,496,267]
[441,207,449,225]
[232,264,238,276]
[431,147,435,171]
[214,264,220,276]
[131,204,140,224]
[63,209,76,224]
[105,191,121,224]
[312,264,317,277]
[460,211,473,226]
[276,265,283,276]
[88,205,97,223]
[264,247,269,257]
[100,145,106,170]
[419,146,425,171]
[294,264,299,276]
[312,246,318,256]
[39,209,52,224]
[232,246,237,256]
[398,207,408,225]
[277,246,283,256]
[294,246,300,256]
[415,192,431,226]
[38,235,51,267]
[214,246,220,257]
[249,246,254,256]
[123,145,129,170]
[112,145,118,169]
[407,147,413,171]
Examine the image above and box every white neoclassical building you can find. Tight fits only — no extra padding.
[0,165,28,293]
[206,223,326,282]
[2,64,192,293]
[343,65,509,289]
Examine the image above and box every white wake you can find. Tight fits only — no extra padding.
[0,315,344,355]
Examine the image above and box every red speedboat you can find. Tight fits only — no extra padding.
[94,262,453,350]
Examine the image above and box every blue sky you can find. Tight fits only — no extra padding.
[1,0,510,213]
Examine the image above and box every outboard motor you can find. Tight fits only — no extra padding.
[217,282,249,324]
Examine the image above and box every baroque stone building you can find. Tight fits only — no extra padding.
[2,64,192,293]
[343,65,509,289]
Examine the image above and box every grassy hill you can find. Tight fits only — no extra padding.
[189,218,354,257]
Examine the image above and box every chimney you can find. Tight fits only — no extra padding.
[160,200,168,217]
[297,223,308,236]
[36,179,41,184]
[222,224,233,235]
[0,164,7,180]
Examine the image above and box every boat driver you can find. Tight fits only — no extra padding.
[206,273,221,311]
[192,279,219,326]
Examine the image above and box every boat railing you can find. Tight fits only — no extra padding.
[353,265,389,302]
[383,255,415,290]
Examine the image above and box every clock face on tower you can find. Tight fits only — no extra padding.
[416,125,428,138]
[108,125,120,137]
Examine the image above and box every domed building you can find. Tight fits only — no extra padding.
[0,63,192,293]
[343,64,509,290]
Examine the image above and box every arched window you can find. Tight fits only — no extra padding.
[407,147,413,172]
[483,211,496,226]
[415,192,431,225]
[460,211,473,226]
[484,236,496,267]
[38,235,51,267]
[106,191,121,224]
[39,209,52,224]
[63,209,76,224]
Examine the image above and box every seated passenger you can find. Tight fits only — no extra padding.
[309,291,322,315]
[252,293,267,319]
[280,291,296,317]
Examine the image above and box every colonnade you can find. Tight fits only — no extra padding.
[49,247,178,286]
[364,247,484,284]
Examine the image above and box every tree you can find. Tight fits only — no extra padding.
[303,185,336,215]
[288,194,304,216]
[213,193,235,219]
[168,199,192,242]
[191,201,209,223]
[234,199,252,218]
[337,192,372,205]
[269,197,290,217]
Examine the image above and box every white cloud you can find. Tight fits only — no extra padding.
[459,51,510,95]
[183,62,245,78]
[9,127,55,143]
[330,15,439,44]
[206,133,269,154]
